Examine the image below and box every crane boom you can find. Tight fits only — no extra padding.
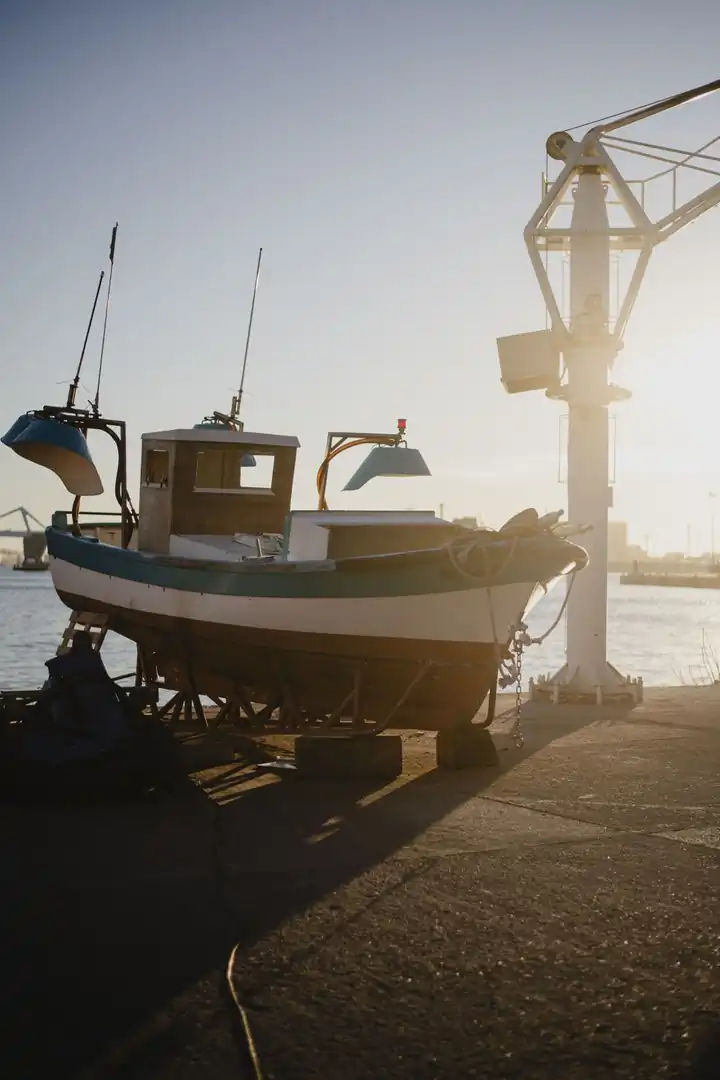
[0,506,46,533]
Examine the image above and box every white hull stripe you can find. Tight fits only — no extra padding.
[50,557,540,645]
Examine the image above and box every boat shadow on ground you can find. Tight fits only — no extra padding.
[0,706,615,1079]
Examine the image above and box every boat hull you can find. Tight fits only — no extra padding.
[54,587,503,728]
[51,562,537,729]
[46,528,583,730]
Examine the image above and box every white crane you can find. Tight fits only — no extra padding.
[498,78,720,703]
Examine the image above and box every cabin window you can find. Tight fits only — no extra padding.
[193,450,275,493]
[143,449,169,488]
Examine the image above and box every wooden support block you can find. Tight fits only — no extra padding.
[436,725,499,770]
[295,734,403,779]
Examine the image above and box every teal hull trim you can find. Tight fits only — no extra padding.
[45,527,585,601]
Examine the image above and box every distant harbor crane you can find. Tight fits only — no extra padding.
[0,507,49,570]
[0,506,46,538]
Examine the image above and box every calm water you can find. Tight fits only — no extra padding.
[2,566,720,690]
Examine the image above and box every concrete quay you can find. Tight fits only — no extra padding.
[0,686,717,1078]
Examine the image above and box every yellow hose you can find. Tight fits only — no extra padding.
[316,436,396,510]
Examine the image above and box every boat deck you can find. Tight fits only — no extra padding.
[1,686,718,1078]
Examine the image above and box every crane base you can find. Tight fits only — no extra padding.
[529,663,643,706]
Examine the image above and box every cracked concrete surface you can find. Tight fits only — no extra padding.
[0,686,718,1078]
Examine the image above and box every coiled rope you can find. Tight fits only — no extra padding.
[445,531,520,586]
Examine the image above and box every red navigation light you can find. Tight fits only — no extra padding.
[397,418,407,433]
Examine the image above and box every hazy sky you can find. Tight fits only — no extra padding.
[1,0,720,553]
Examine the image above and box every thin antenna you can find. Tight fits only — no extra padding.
[67,269,104,408]
[92,223,118,416]
[231,247,263,423]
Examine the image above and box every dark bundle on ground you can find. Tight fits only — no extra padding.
[0,636,185,804]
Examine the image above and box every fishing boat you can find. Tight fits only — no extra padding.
[2,238,588,737]
[4,406,587,732]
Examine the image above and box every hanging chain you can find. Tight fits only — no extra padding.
[497,622,530,748]
[511,624,527,748]
[494,570,578,748]
[471,534,580,750]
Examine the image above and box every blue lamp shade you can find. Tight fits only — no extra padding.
[342,445,431,492]
[241,454,257,467]
[1,415,104,496]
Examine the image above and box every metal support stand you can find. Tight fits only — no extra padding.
[171,664,428,736]
[48,633,505,771]
[134,654,442,737]
[155,667,207,729]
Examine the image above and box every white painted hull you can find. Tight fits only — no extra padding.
[49,556,546,646]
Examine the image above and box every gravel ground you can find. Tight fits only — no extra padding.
[0,687,718,1079]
